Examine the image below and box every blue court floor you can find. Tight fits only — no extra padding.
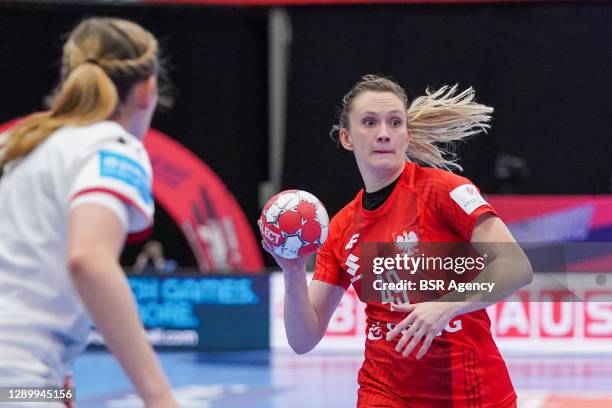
[73,351,612,407]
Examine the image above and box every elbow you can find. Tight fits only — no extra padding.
[68,251,91,277]
[521,257,534,287]
[291,346,311,355]
[67,247,109,279]
[287,330,323,355]
[288,340,315,355]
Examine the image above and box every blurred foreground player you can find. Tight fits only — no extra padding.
[0,18,178,407]
[264,75,533,407]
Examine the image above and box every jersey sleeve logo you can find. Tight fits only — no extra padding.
[449,184,488,215]
[99,150,152,205]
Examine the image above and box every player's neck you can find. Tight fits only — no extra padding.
[361,163,405,193]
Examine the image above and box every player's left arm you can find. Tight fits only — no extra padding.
[387,213,532,359]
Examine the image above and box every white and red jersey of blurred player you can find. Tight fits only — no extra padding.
[0,121,153,388]
[314,162,516,407]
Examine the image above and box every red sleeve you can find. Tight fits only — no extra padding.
[430,172,498,241]
[313,218,350,290]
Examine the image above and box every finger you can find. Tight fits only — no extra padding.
[387,312,417,341]
[394,321,420,352]
[402,328,426,357]
[415,333,436,360]
[394,327,412,353]
[261,240,274,255]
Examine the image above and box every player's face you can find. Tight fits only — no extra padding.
[342,91,409,184]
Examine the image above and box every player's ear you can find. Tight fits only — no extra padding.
[339,128,354,151]
[407,130,412,144]
[132,76,157,109]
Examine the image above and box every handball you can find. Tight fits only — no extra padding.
[259,190,329,259]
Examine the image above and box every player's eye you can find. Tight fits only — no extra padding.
[363,118,376,127]
[390,118,403,127]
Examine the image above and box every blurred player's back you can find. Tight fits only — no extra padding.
[0,121,148,385]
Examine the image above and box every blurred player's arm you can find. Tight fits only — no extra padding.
[263,241,344,354]
[67,204,178,408]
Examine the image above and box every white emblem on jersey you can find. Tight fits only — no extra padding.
[449,184,488,215]
[345,253,360,276]
[345,233,360,250]
[367,322,383,341]
[395,230,419,255]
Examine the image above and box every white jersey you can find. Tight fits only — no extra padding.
[0,121,154,387]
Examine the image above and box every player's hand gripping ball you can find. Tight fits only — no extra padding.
[259,190,329,259]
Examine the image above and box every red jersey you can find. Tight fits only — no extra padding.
[314,162,516,408]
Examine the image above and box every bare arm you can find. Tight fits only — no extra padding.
[68,204,177,408]
[263,242,345,354]
[454,213,533,314]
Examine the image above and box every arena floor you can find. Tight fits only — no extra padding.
[73,351,612,407]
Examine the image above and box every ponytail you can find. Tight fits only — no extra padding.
[406,85,493,171]
[0,62,118,169]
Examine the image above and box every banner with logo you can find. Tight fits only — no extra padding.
[270,273,612,354]
[270,195,612,354]
[90,274,270,350]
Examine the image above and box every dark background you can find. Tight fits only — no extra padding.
[1,1,610,267]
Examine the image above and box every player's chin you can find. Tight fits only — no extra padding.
[368,154,401,170]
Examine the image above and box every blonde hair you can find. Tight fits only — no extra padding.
[330,74,493,171]
[0,17,162,169]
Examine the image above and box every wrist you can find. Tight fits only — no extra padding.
[446,301,464,319]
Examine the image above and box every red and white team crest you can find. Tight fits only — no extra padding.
[392,226,421,256]
[465,185,478,196]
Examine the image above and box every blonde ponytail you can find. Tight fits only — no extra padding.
[0,63,118,168]
[407,85,493,171]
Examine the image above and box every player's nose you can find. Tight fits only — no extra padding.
[376,123,391,143]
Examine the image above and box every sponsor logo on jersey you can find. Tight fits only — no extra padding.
[450,184,488,215]
[367,322,383,341]
[99,150,152,204]
[345,253,360,276]
[345,233,360,250]
[371,319,463,338]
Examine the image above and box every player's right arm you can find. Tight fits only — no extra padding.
[66,136,177,407]
[263,241,345,354]
[68,204,177,408]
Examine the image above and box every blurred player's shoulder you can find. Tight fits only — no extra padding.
[44,121,149,172]
[50,121,139,153]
